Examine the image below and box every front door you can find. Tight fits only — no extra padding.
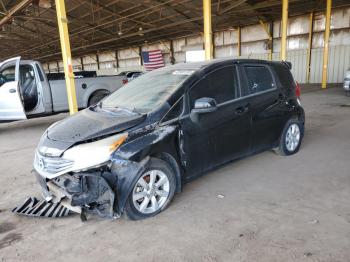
[180,65,251,178]
[0,57,27,121]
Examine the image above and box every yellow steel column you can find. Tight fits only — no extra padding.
[306,12,314,83]
[321,0,332,89]
[55,0,78,114]
[237,26,241,57]
[259,20,273,61]
[203,0,213,60]
[280,0,288,61]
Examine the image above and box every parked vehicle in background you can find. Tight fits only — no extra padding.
[0,57,124,122]
[127,71,144,82]
[118,71,144,85]
[22,59,305,221]
[46,71,97,80]
[344,68,350,96]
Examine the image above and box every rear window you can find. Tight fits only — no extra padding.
[244,66,275,94]
[272,63,295,89]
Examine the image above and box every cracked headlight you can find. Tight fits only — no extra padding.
[63,133,128,171]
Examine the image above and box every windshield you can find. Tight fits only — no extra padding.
[102,68,194,113]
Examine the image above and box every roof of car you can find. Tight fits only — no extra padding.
[166,58,279,71]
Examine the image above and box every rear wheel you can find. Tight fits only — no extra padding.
[88,90,110,106]
[125,158,176,220]
[275,119,303,156]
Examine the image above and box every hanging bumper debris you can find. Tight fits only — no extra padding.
[12,197,72,218]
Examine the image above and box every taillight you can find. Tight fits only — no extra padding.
[295,81,301,98]
[122,79,128,85]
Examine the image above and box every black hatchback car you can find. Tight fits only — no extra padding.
[23,59,305,220]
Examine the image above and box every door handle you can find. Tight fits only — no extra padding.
[9,88,16,93]
[235,105,249,115]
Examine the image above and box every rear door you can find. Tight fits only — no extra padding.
[0,57,26,121]
[240,64,287,151]
[180,65,251,177]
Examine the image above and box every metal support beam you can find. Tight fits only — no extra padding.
[322,0,332,89]
[269,22,274,61]
[0,0,7,12]
[139,46,143,66]
[96,53,100,70]
[237,26,241,57]
[203,0,213,60]
[80,57,84,71]
[259,20,273,61]
[115,51,119,69]
[306,12,314,83]
[280,0,288,61]
[55,0,78,114]
[0,0,33,28]
[170,40,175,64]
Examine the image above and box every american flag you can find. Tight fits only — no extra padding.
[141,50,165,71]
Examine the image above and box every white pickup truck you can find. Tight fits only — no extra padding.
[0,57,124,122]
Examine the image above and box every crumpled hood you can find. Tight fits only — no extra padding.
[47,107,146,143]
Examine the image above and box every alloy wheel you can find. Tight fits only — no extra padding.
[285,123,301,152]
[132,170,170,214]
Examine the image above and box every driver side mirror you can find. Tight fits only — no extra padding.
[190,97,217,123]
[192,97,217,113]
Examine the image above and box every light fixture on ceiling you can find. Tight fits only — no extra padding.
[37,0,51,9]
[118,23,123,35]
[138,27,144,36]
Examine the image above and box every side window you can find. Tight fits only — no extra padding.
[189,66,238,107]
[272,64,295,88]
[0,65,16,87]
[161,97,184,123]
[244,66,275,94]
[36,64,44,82]
[19,65,35,87]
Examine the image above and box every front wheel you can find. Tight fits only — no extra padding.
[124,158,176,220]
[88,91,110,106]
[275,119,304,156]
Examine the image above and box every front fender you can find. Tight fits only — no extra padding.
[110,125,182,213]
[116,125,179,161]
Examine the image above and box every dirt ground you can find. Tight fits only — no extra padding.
[0,87,350,262]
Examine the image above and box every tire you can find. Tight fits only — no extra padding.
[88,91,110,106]
[125,158,176,220]
[346,90,350,97]
[275,119,304,156]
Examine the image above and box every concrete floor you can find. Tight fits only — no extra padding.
[0,87,350,262]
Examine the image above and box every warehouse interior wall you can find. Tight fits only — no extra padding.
[43,6,350,84]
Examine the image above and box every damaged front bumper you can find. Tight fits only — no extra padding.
[13,155,150,220]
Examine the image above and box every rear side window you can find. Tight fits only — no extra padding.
[244,66,275,94]
[189,66,238,107]
[272,64,295,89]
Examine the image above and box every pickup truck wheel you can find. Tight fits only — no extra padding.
[125,158,176,220]
[88,91,110,106]
[275,119,304,156]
